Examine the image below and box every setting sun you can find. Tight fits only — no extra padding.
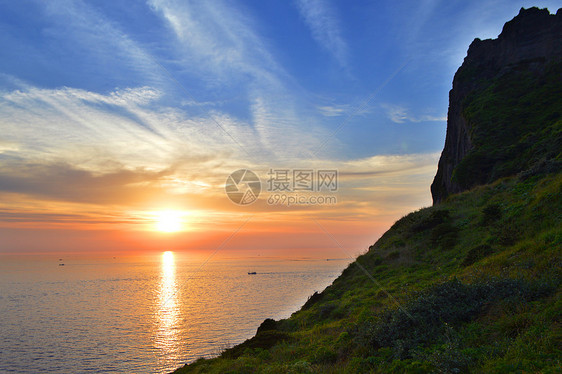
[155,211,183,233]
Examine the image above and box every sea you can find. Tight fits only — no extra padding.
[0,251,350,373]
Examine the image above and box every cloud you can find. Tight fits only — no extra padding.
[0,148,439,254]
[317,105,348,117]
[0,140,19,154]
[148,0,283,83]
[0,1,341,163]
[316,101,374,118]
[382,104,446,123]
[39,0,167,88]
[0,161,172,205]
[0,84,261,168]
[294,0,349,68]
[0,1,448,249]
[147,0,336,160]
[333,152,439,217]
[0,80,340,214]
[36,0,335,164]
[339,152,440,176]
[0,149,438,210]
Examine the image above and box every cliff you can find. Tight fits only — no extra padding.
[431,7,562,204]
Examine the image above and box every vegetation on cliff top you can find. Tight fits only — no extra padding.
[453,60,562,190]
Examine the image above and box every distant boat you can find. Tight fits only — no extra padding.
[248,271,257,275]
[59,263,65,266]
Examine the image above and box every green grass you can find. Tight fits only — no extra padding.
[173,173,562,373]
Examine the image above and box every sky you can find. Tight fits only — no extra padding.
[0,0,559,255]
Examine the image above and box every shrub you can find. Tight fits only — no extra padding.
[312,346,338,364]
[287,361,313,374]
[430,223,459,249]
[493,220,521,246]
[319,302,337,319]
[386,251,401,260]
[481,203,503,225]
[221,331,290,359]
[462,244,493,266]
[355,278,556,360]
[424,343,474,374]
[411,210,451,233]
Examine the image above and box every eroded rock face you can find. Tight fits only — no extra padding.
[431,7,562,204]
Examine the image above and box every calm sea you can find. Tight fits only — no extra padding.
[0,252,350,373]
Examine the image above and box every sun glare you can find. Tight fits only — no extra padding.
[162,250,175,267]
[155,211,183,233]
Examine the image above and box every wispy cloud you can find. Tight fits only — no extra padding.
[148,0,335,160]
[147,0,287,85]
[0,79,331,219]
[316,102,373,118]
[382,104,446,123]
[37,0,331,162]
[41,0,167,88]
[0,82,275,184]
[0,161,171,205]
[1,84,439,215]
[294,0,349,68]
[0,150,439,220]
[0,1,451,253]
[317,104,348,117]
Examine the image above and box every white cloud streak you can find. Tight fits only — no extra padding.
[317,105,348,117]
[148,0,282,81]
[37,0,334,161]
[148,0,335,160]
[294,0,349,68]
[382,104,446,123]
[41,0,167,88]
[0,84,246,171]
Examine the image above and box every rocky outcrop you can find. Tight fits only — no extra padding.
[431,7,562,204]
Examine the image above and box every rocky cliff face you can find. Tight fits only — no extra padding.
[431,7,562,204]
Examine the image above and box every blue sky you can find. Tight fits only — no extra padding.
[1,0,558,160]
[0,1,560,253]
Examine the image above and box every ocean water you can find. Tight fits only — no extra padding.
[0,252,350,373]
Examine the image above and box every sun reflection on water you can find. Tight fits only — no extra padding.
[156,251,181,370]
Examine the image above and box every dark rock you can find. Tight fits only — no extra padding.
[431,7,562,204]
[302,291,323,310]
[256,318,278,333]
[220,330,290,359]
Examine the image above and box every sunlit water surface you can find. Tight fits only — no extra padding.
[0,252,350,373]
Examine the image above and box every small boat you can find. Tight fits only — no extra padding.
[59,263,65,266]
[248,271,257,275]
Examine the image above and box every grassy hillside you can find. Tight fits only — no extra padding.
[174,171,561,373]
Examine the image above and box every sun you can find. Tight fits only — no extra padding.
[155,211,183,233]
[162,251,174,266]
